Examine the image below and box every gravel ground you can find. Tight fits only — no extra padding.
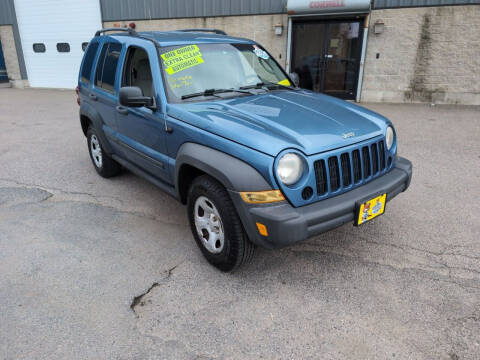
[0,88,479,360]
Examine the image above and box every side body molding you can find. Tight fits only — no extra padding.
[175,143,272,194]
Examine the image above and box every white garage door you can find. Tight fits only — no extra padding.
[14,0,102,88]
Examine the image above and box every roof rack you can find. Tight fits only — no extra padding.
[177,28,227,35]
[94,27,161,48]
[95,27,136,37]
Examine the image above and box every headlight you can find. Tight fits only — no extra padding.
[277,153,304,185]
[386,126,395,150]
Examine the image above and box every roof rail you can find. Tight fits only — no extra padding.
[178,28,227,35]
[95,27,137,37]
[94,27,161,48]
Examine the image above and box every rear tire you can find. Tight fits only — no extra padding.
[187,175,255,272]
[87,126,121,178]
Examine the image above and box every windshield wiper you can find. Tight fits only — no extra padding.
[181,88,253,100]
[240,81,296,92]
[240,82,267,90]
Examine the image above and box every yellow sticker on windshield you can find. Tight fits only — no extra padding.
[278,79,291,86]
[161,45,204,75]
[168,75,193,89]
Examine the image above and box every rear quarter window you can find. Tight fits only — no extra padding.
[80,42,99,84]
[95,42,122,93]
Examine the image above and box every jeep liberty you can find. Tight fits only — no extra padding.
[77,28,412,271]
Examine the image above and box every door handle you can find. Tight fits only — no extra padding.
[116,105,128,115]
[89,93,97,101]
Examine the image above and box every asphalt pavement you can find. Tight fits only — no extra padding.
[0,88,479,360]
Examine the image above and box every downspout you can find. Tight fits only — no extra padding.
[356,14,369,102]
[286,17,292,72]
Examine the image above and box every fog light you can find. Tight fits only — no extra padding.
[256,222,268,236]
[302,186,313,200]
[240,190,285,204]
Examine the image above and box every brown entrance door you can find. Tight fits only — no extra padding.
[291,19,364,100]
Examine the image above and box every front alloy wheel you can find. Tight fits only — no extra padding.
[187,175,255,272]
[194,196,225,254]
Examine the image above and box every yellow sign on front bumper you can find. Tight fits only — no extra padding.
[356,193,387,225]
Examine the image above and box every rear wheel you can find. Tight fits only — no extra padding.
[87,127,121,178]
[187,175,255,272]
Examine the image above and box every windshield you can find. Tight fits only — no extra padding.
[159,43,292,102]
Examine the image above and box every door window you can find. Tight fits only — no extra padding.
[81,42,99,84]
[95,42,122,93]
[122,47,153,97]
[291,20,363,100]
[292,22,327,91]
[323,22,361,95]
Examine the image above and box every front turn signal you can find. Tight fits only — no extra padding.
[240,190,285,204]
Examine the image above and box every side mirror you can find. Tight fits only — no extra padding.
[119,86,154,108]
[289,72,300,87]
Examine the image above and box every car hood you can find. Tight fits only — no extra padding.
[166,89,390,157]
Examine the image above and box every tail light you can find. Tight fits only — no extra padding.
[75,86,80,106]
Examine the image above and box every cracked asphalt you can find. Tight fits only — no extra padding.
[1,88,479,360]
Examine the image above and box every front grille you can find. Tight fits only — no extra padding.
[340,153,351,187]
[314,159,328,195]
[352,149,362,183]
[328,157,340,192]
[362,146,371,178]
[314,138,389,197]
[371,143,378,174]
[379,140,386,169]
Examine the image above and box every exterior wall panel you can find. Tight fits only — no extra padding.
[100,0,287,21]
[104,13,289,67]
[0,0,16,25]
[0,0,26,81]
[373,0,480,9]
[361,6,480,104]
[0,25,21,80]
[99,0,479,20]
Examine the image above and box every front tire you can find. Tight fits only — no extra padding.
[187,175,255,272]
[86,126,121,178]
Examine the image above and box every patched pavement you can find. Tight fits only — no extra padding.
[1,88,479,360]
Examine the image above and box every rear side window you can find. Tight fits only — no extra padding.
[80,42,99,84]
[95,42,122,93]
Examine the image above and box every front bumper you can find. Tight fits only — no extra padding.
[230,157,412,249]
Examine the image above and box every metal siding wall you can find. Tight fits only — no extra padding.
[100,0,287,21]
[373,0,480,9]
[100,0,479,20]
[0,0,27,79]
[0,0,16,24]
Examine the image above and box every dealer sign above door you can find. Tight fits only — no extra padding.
[287,0,371,15]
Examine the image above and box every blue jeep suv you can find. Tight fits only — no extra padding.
[78,28,412,272]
